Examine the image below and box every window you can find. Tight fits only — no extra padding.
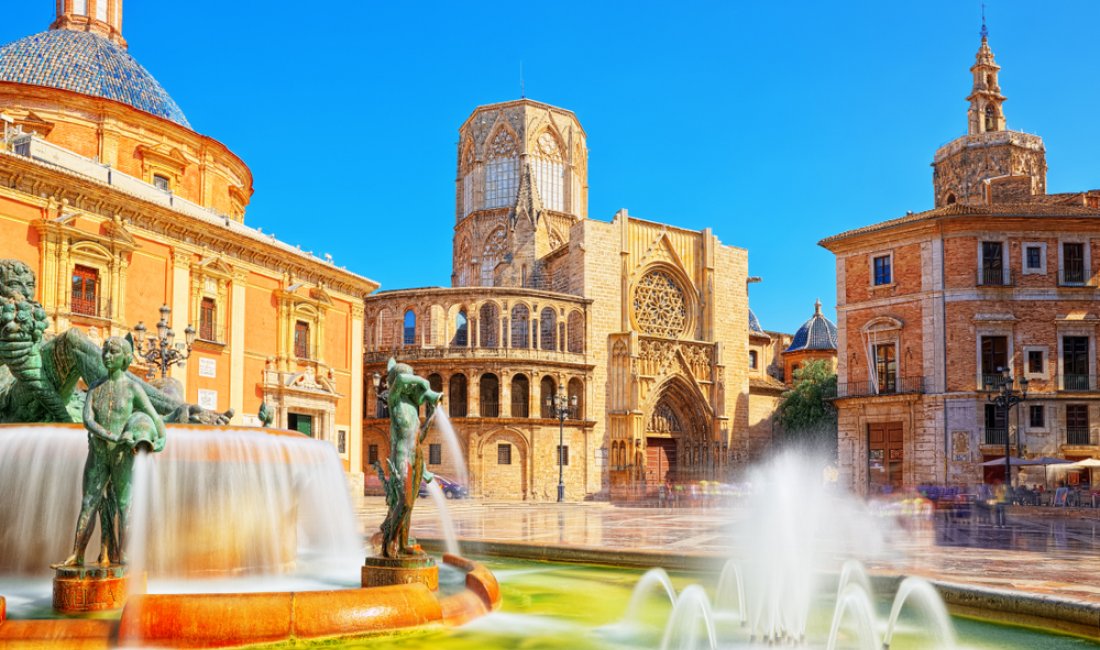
[511,305,530,348]
[980,242,1005,285]
[1063,242,1086,284]
[557,445,570,466]
[1029,405,1045,429]
[294,320,310,359]
[874,343,897,393]
[1027,350,1044,375]
[484,129,518,208]
[429,443,441,465]
[511,374,529,418]
[454,311,468,347]
[1066,405,1090,445]
[153,174,171,192]
[95,0,107,22]
[540,307,557,351]
[567,311,585,353]
[984,404,1007,445]
[1062,336,1090,390]
[288,413,313,437]
[428,373,443,394]
[73,0,87,16]
[497,443,512,465]
[872,255,891,286]
[368,444,379,466]
[199,297,216,341]
[567,378,584,420]
[403,310,416,345]
[1026,246,1043,271]
[337,430,347,454]
[749,350,758,369]
[479,302,499,348]
[479,373,499,418]
[71,265,98,316]
[533,156,565,212]
[448,374,468,418]
[540,376,556,418]
[980,335,1008,387]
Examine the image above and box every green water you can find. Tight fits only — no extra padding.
[341,558,1098,650]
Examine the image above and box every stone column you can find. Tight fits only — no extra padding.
[229,269,248,423]
[468,371,481,418]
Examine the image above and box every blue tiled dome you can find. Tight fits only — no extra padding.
[748,308,764,334]
[0,30,190,128]
[786,300,837,352]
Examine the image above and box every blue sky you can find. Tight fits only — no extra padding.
[4,1,1099,333]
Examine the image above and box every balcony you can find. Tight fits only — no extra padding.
[984,427,1008,446]
[1066,428,1092,446]
[1058,374,1094,392]
[978,268,1013,287]
[364,346,586,366]
[828,376,924,399]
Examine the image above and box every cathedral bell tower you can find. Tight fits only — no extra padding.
[51,0,126,48]
[931,22,1046,207]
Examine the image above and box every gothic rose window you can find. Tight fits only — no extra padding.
[633,270,688,338]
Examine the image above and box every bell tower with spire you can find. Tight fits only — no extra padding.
[51,0,126,48]
[931,19,1046,208]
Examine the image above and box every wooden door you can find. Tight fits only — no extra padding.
[646,437,677,485]
[868,423,904,493]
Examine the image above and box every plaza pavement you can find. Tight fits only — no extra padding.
[353,496,1100,608]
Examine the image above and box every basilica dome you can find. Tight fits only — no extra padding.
[786,300,837,353]
[0,30,189,128]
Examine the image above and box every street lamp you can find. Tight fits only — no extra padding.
[132,304,195,379]
[546,389,578,502]
[987,366,1029,490]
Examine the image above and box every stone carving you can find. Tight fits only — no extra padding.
[648,402,682,434]
[488,128,517,159]
[633,270,687,338]
[0,259,233,425]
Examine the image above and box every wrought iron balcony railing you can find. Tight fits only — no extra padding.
[978,268,1013,287]
[1059,374,1094,392]
[984,427,1008,446]
[1066,427,1092,445]
[827,376,924,399]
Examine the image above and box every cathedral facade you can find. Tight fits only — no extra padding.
[363,100,755,501]
[0,2,378,486]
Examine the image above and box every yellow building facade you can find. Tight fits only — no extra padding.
[0,2,378,487]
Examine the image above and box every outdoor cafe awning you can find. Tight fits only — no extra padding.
[980,456,1073,467]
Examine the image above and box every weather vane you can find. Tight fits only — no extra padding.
[980,1,988,39]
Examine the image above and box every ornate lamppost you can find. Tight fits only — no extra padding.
[132,304,195,380]
[546,389,577,503]
[987,367,1029,489]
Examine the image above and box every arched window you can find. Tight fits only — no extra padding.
[73,0,87,15]
[480,373,500,418]
[567,311,584,353]
[749,350,758,369]
[455,237,471,286]
[484,129,518,208]
[540,375,557,418]
[95,0,107,21]
[510,304,530,348]
[946,193,957,205]
[567,378,584,420]
[479,302,499,348]
[453,310,468,347]
[481,227,507,286]
[448,374,467,418]
[428,373,443,394]
[403,309,416,345]
[461,139,477,217]
[540,307,557,351]
[533,131,565,212]
[511,374,530,418]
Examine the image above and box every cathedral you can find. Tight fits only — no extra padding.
[363,100,758,501]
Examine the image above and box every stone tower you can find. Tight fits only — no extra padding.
[452,100,588,290]
[51,0,126,47]
[931,26,1046,207]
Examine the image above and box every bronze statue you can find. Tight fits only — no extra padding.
[0,259,232,425]
[373,358,442,558]
[57,337,166,567]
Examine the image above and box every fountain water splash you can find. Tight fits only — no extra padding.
[713,560,745,623]
[826,583,881,650]
[882,577,957,650]
[126,450,157,595]
[622,567,677,625]
[658,584,717,650]
[836,559,874,609]
[423,480,460,556]
[431,410,468,489]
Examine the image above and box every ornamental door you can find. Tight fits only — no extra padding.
[867,422,903,493]
[646,437,678,485]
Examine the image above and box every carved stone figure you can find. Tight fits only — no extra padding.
[0,259,232,425]
[57,337,166,567]
[373,358,442,558]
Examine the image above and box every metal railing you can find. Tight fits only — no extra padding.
[978,267,1012,286]
[1059,374,1094,391]
[828,376,924,399]
[364,346,586,365]
[1066,428,1091,445]
[984,427,1008,445]
[1062,265,1087,285]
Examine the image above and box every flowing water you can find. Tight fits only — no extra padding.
[431,410,468,488]
[424,480,461,556]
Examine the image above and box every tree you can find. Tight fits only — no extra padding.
[775,359,838,456]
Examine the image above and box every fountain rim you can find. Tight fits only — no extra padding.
[0,422,312,438]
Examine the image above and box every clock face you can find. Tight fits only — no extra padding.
[538,133,558,156]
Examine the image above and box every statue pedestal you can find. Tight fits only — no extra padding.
[362,554,438,591]
[52,564,129,614]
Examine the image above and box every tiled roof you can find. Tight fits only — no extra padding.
[0,30,189,128]
[786,301,837,352]
[750,376,786,392]
[748,308,764,334]
[819,201,1100,246]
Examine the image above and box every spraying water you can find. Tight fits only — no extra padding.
[658,585,717,650]
[431,410,468,489]
[424,480,460,556]
[882,577,957,650]
[622,567,678,625]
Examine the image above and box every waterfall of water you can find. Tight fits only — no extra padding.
[423,480,460,556]
[430,410,468,489]
[126,450,156,596]
[882,577,958,650]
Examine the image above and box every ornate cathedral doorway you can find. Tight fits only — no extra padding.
[646,400,683,485]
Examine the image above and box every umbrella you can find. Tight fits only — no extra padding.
[1065,458,1100,487]
[980,456,1035,466]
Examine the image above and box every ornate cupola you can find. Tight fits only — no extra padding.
[51,0,126,48]
[931,20,1046,208]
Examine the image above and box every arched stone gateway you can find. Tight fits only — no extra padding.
[475,429,528,500]
[643,377,712,485]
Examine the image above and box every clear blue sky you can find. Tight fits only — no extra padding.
[4,1,1099,333]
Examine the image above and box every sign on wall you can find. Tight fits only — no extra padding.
[197,389,218,411]
[199,358,217,378]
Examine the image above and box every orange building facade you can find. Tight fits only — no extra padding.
[821,31,1100,495]
[0,2,378,487]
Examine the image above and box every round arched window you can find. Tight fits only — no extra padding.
[633,270,688,338]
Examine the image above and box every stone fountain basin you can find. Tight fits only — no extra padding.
[0,554,500,648]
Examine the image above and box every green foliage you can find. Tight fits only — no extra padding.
[775,359,838,456]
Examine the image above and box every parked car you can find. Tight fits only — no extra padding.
[418,475,469,499]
